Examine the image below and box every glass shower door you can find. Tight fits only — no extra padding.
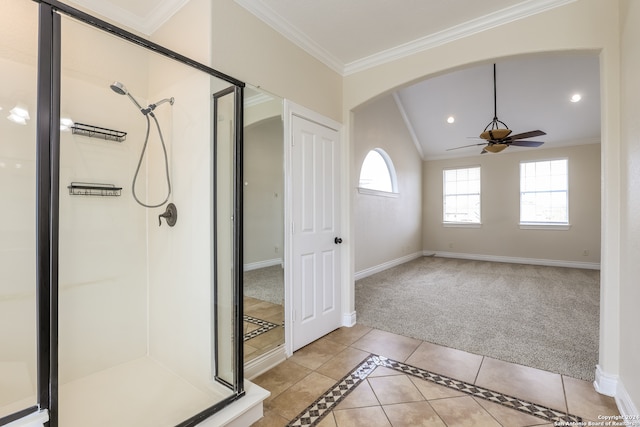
[213,86,243,390]
[0,0,40,422]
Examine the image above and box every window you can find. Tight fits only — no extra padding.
[443,166,481,224]
[520,159,568,225]
[359,149,398,195]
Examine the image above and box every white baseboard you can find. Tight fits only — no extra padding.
[431,251,601,270]
[243,258,283,272]
[616,378,640,419]
[343,311,356,327]
[244,345,287,380]
[594,364,618,397]
[355,251,599,282]
[354,252,424,280]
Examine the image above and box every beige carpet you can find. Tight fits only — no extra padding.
[244,265,284,306]
[355,256,600,381]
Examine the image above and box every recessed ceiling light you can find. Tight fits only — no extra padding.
[447,116,455,124]
[570,94,582,103]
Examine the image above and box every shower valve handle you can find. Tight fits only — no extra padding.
[158,203,178,227]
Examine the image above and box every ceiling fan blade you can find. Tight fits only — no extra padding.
[446,143,486,151]
[509,140,545,147]
[504,130,546,141]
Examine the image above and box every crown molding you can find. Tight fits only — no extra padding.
[235,0,575,76]
[244,92,275,107]
[344,0,576,75]
[69,0,190,35]
[143,0,191,34]
[234,0,344,74]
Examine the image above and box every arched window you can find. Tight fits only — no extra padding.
[358,148,398,194]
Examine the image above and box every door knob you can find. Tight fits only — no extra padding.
[334,237,343,244]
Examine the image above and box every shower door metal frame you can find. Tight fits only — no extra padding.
[0,2,246,426]
[212,85,245,392]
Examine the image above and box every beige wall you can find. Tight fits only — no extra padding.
[244,117,285,267]
[423,144,601,264]
[353,95,423,275]
[210,0,342,122]
[619,0,640,412]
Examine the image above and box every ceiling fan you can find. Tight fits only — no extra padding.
[447,63,546,154]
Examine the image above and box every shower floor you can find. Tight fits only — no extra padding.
[59,356,229,427]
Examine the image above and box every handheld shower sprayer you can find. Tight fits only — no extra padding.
[110,81,144,111]
[110,81,175,210]
[109,81,127,95]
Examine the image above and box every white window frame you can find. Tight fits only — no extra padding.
[519,158,570,230]
[358,148,399,197]
[442,166,481,227]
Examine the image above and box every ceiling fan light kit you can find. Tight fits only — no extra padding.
[480,128,511,140]
[484,144,508,153]
[448,63,546,154]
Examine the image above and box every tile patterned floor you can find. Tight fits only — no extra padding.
[250,325,620,427]
[244,297,285,362]
[244,315,280,341]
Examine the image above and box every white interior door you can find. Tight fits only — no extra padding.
[291,114,342,351]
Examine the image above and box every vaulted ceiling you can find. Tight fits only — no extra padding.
[67,0,600,159]
[393,53,600,160]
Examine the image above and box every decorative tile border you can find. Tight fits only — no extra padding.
[243,315,280,341]
[287,355,377,427]
[287,354,583,427]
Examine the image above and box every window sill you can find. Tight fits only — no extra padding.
[357,188,399,198]
[519,222,571,230]
[443,222,481,228]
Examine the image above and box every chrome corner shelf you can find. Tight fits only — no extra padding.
[67,182,122,197]
[71,122,127,142]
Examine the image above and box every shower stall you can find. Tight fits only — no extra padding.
[0,1,247,426]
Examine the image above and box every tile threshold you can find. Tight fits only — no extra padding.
[286,354,583,427]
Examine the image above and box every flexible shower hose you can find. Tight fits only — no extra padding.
[132,112,171,208]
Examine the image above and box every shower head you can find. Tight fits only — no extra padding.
[110,81,143,110]
[110,81,128,96]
